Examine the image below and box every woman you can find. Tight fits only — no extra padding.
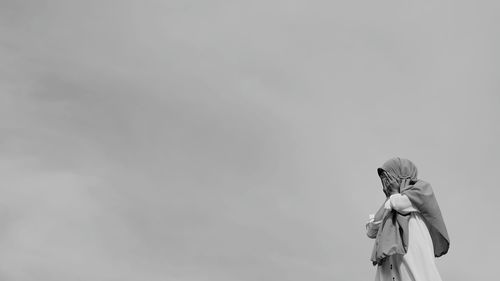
[366,157,450,281]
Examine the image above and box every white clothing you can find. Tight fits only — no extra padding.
[367,194,444,281]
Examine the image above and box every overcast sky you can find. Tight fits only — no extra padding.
[1,1,499,280]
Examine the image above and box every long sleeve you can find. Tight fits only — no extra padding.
[386,193,418,214]
[366,219,381,239]
[367,201,390,239]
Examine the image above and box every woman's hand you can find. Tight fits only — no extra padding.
[382,172,400,196]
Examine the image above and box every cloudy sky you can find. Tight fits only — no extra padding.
[1,1,499,280]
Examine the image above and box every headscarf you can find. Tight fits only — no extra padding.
[370,157,450,265]
[377,157,418,183]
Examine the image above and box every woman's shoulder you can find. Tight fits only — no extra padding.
[403,180,434,195]
[414,179,429,185]
[412,179,433,189]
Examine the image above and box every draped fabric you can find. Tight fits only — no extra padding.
[374,212,444,281]
[400,180,450,257]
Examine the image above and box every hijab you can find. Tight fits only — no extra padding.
[378,157,418,183]
[370,157,450,265]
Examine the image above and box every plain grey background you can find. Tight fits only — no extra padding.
[1,1,499,280]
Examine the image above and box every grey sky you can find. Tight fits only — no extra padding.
[1,1,499,280]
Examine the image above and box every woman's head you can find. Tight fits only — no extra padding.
[377,157,418,185]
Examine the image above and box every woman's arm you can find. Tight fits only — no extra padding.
[386,194,415,214]
[366,200,390,239]
[366,219,381,239]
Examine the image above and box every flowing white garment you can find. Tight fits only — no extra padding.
[368,194,444,281]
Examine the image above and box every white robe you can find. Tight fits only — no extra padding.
[366,194,444,281]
